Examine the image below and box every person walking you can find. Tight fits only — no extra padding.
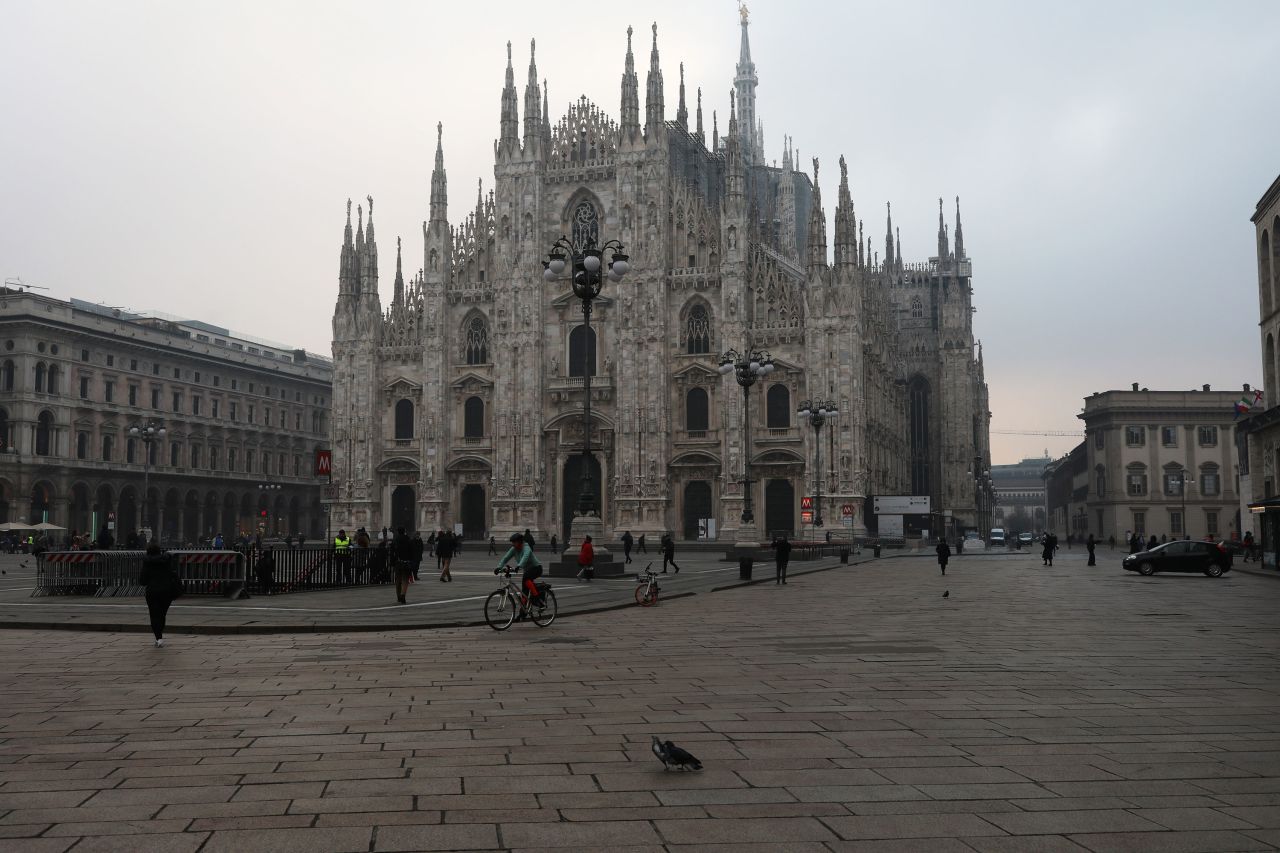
[637,533,648,554]
[1041,534,1053,566]
[437,530,455,582]
[255,546,276,595]
[576,535,595,582]
[334,528,352,584]
[1243,530,1255,562]
[1047,533,1058,566]
[139,543,179,648]
[523,528,536,551]
[427,530,437,557]
[488,535,497,556]
[1086,533,1097,566]
[936,538,951,576]
[550,533,558,554]
[621,530,634,564]
[772,534,792,584]
[411,531,424,581]
[1147,534,1158,551]
[393,527,414,604]
[660,533,680,574]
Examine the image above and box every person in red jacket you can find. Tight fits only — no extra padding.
[576,535,595,582]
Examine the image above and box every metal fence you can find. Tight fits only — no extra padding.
[34,550,246,597]
[236,544,396,595]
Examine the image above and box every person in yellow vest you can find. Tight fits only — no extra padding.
[334,529,352,584]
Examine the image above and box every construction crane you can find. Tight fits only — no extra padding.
[990,429,1080,436]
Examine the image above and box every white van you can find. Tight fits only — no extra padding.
[989,528,1006,547]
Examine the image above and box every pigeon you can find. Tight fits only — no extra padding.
[651,735,671,770]
[943,590,949,598]
[663,740,703,771]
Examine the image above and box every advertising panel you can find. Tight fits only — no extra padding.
[879,515,904,537]
[872,495,930,515]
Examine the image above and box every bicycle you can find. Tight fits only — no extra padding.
[485,565,557,630]
[634,562,661,607]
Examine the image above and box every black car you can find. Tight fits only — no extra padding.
[1122,540,1233,577]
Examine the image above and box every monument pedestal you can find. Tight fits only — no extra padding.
[550,513,626,578]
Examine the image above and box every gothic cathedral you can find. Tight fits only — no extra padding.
[329,12,991,543]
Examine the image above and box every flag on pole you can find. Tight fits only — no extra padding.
[1235,395,1254,420]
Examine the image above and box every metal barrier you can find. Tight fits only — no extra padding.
[238,544,394,594]
[33,550,245,597]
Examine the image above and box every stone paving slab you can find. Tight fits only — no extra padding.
[1,548,1279,850]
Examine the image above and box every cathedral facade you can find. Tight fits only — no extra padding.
[329,13,991,543]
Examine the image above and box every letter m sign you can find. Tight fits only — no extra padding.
[315,450,332,476]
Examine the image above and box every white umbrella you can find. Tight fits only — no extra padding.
[0,521,33,531]
[32,522,66,531]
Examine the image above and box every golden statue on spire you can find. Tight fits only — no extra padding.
[739,2,749,23]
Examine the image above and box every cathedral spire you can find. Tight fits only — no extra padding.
[937,196,949,260]
[522,39,542,153]
[782,135,792,172]
[355,201,364,247]
[339,198,357,296]
[858,219,865,267]
[884,201,895,268]
[954,196,965,259]
[619,25,641,143]
[807,157,826,272]
[365,194,375,248]
[834,154,855,268]
[712,110,718,151]
[676,62,688,131]
[393,236,404,304]
[645,22,665,137]
[430,122,448,226]
[695,87,704,144]
[896,227,902,270]
[724,91,744,209]
[542,78,551,144]
[734,3,759,165]
[499,41,519,153]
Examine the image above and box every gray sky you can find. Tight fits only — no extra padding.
[3,0,1277,464]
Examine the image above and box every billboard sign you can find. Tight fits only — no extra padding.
[879,514,904,537]
[873,495,930,515]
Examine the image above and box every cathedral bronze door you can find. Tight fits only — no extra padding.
[460,485,485,539]
[683,481,712,540]
[561,454,602,542]
[764,479,795,538]
[391,486,415,533]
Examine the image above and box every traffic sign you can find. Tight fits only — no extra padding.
[841,503,854,517]
[801,496,813,510]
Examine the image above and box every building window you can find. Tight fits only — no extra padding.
[194,371,200,383]
[76,432,88,460]
[246,450,255,472]
[1095,466,1106,498]
[210,447,219,470]
[571,200,599,246]
[1164,470,1185,496]
[170,443,180,467]
[1170,510,1183,536]
[193,397,202,416]
[191,445,201,468]
[101,434,113,461]
[1206,510,1219,537]
[2,360,13,391]
[81,349,89,362]
[228,448,237,471]
[1126,466,1147,496]
[1126,426,1145,447]
[686,304,711,354]
[248,405,255,424]
[568,325,596,377]
[172,392,182,412]
[151,387,161,409]
[212,399,220,418]
[395,399,414,440]
[686,387,709,432]
[106,355,114,367]
[35,411,53,456]
[1160,426,1177,447]
[910,296,923,319]
[766,384,791,429]
[231,379,238,390]
[1198,426,1218,447]
[173,367,180,379]
[126,438,136,464]
[34,363,47,393]
[294,412,301,430]
[463,396,484,438]
[128,385,138,407]
[153,363,160,375]
[79,376,89,399]
[465,316,489,365]
[1094,429,1104,449]
[264,408,271,427]
[130,359,137,371]
[1132,511,1145,536]
[0,409,7,451]
[230,402,238,422]
[213,376,220,387]
[104,381,114,403]
[1200,469,1220,496]
[293,455,301,476]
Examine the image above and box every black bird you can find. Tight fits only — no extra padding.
[663,740,703,771]
[651,735,671,769]
[943,590,949,598]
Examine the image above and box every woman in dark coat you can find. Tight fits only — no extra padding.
[1086,534,1097,566]
[936,539,951,575]
[1042,535,1054,566]
[139,543,177,648]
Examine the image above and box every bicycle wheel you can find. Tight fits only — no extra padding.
[531,589,557,627]
[484,589,517,631]
[635,583,657,607]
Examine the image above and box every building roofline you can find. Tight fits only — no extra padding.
[1253,173,1280,224]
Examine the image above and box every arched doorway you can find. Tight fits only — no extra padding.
[0,479,11,524]
[764,479,795,539]
[118,487,138,538]
[31,481,55,525]
[183,491,199,545]
[95,484,115,539]
[288,496,300,537]
[683,481,713,540]
[70,482,91,536]
[561,453,603,542]
[461,484,486,539]
[391,486,415,533]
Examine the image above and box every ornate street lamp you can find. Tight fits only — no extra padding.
[542,236,629,521]
[718,348,775,528]
[797,399,838,529]
[128,421,166,541]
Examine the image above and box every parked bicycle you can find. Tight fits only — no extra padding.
[485,564,557,630]
[634,562,661,607]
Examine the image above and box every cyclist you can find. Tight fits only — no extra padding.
[494,532,544,607]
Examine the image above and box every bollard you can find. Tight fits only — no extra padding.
[739,556,753,580]
[873,543,882,558]
[839,547,849,564]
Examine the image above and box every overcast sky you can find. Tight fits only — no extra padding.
[3,0,1277,464]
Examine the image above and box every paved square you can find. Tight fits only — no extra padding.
[2,548,1279,851]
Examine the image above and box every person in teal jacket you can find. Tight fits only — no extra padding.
[494,532,543,605]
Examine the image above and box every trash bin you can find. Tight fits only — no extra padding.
[839,548,850,564]
[873,544,882,558]
[739,556,753,580]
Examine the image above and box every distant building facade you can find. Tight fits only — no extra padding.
[1043,444,1088,538]
[991,455,1051,533]
[1076,385,1243,542]
[0,289,333,544]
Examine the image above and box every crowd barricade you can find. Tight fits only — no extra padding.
[239,544,391,594]
[33,552,108,596]
[98,550,148,596]
[172,550,246,596]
